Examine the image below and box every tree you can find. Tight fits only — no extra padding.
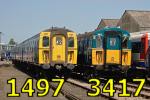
[8,38,16,45]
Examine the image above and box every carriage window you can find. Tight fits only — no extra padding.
[132,42,144,53]
[96,35,102,48]
[56,37,62,45]
[110,38,116,46]
[43,36,49,47]
[68,37,74,47]
[89,39,92,48]
[141,42,144,53]
[149,40,150,46]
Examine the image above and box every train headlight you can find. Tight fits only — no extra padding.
[67,64,75,70]
[42,64,50,69]
[55,65,62,70]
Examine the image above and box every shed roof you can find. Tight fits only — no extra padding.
[97,19,119,28]
[123,10,150,27]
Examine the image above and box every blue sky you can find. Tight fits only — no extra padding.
[0,0,150,43]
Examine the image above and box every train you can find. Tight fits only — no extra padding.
[74,27,132,78]
[0,51,12,61]
[129,30,150,77]
[11,27,78,78]
[11,26,150,79]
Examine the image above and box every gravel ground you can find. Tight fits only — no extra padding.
[59,81,108,100]
[0,61,67,100]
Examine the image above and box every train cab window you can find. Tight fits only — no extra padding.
[110,38,116,46]
[122,39,128,48]
[68,37,74,47]
[96,35,102,48]
[43,36,49,47]
[56,37,62,45]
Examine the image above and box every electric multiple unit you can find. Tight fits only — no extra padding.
[12,27,77,72]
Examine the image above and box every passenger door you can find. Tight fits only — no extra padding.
[105,35,121,64]
[52,35,66,62]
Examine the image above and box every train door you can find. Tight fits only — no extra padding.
[52,35,66,62]
[105,34,121,64]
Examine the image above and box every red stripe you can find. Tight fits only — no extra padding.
[140,33,148,59]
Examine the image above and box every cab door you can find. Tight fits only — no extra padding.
[105,35,121,64]
[52,35,66,62]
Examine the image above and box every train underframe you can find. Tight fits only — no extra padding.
[127,66,149,79]
[49,63,75,78]
[73,63,150,82]
[12,60,55,80]
[73,64,131,81]
[12,59,75,80]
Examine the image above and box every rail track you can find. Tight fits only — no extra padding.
[12,62,150,100]
[66,78,150,100]
[67,78,117,100]
[50,79,111,100]
[127,83,150,98]
[50,82,81,100]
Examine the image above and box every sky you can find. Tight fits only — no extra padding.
[0,0,150,43]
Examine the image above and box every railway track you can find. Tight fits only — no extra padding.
[50,79,111,100]
[50,82,81,100]
[114,83,150,99]
[12,63,150,100]
[127,83,150,98]
[67,78,116,100]
[66,78,150,100]
[127,82,150,91]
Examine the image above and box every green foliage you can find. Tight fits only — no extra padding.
[8,38,16,45]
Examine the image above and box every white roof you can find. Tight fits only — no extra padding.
[130,30,150,42]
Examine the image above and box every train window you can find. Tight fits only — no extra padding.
[132,42,140,53]
[132,42,144,53]
[96,35,102,48]
[68,37,74,47]
[110,38,116,46]
[56,37,62,45]
[141,42,144,53]
[122,38,128,48]
[93,35,96,39]
[89,39,92,48]
[149,40,150,46]
[43,36,49,47]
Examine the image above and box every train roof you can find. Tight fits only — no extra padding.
[77,32,92,40]
[130,30,150,42]
[17,27,74,46]
[130,30,150,35]
[42,27,73,32]
[93,27,130,36]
